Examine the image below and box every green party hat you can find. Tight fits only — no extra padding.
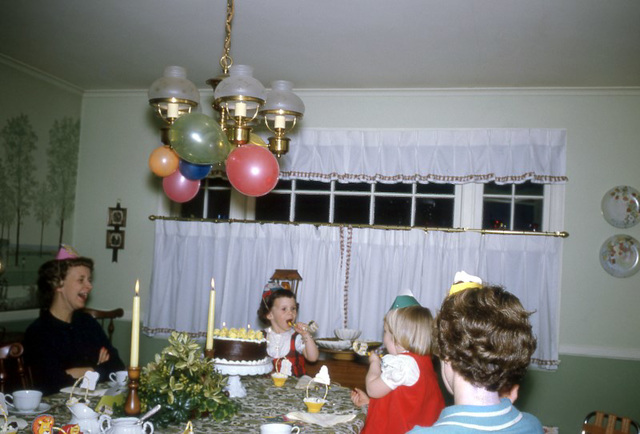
[389,288,421,310]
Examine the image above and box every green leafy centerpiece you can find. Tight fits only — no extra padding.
[138,332,238,427]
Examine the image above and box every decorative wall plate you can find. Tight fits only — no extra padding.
[601,185,640,228]
[599,234,640,278]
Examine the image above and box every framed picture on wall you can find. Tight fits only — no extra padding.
[108,207,127,227]
[106,230,125,249]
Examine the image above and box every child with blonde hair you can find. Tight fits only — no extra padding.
[351,305,445,434]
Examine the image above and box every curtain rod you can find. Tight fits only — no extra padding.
[148,215,569,238]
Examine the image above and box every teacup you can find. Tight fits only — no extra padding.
[109,371,128,386]
[4,390,42,412]
[259,423,300,434]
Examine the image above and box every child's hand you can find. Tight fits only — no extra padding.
[97,346,111,365]
[293,322,308,334]
[350,388,370,407]
[368,351,381,366]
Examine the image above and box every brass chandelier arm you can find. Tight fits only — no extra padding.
[148,215,569,238]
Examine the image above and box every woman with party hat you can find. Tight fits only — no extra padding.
[23,245,125,395]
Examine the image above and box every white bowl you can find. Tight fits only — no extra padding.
[334,328,362,341]
[316,339,352,351]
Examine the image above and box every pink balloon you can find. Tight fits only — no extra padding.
[162,170,201,203]
[225,144,279,197]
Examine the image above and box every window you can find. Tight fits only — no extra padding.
[180,177,560,232]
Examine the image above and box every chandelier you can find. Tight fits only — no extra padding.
[146,0,304,201]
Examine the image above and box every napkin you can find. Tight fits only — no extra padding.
[295,375,313,389]
[286,412,356,427]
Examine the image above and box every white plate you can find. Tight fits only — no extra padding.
[601,186,640,228]
[8,402,51,416]
[599,234,640,278]
[60,386,108,397]
[315,339,352,351]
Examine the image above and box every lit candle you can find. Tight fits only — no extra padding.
[205,278,216,350]
[235,101,247,117]
[130,280,140,368]
[274,114,286,129]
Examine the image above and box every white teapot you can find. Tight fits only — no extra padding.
[100,416,154,434]
[68,401,109,434]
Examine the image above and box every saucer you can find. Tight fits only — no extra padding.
[108,380,127,388]
[8,402,51,416]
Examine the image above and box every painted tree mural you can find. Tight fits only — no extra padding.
[0,158,15,245]
[33,180,54,255]
[47,117,80,245]
[0,114,37,265]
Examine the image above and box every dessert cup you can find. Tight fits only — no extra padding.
[271,373,287,387]
[303,397,326,413]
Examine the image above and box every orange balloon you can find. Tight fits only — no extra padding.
[149,146,179,177]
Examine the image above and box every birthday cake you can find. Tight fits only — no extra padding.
[212,327,269,364]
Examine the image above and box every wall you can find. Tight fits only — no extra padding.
[3,59,640,430]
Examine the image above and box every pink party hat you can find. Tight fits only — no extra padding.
[56,244,79,260]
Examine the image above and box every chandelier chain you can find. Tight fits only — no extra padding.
[219,0,235,73]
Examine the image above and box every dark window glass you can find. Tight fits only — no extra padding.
[483,198,511,229]
[180,188,205,218]
[414,198,454,227]
[376,183,412,193]
[255,193,291,221]
[335,182,370,192]
[272,179,292,190]
[206,189,231,219]
[374,197,411,226]
[334,196,370,224]
[416,183,455,194]
[513,199,543,231]
[484,182,512,195]
[515,181,544,196]
[295,180,330,191]
[295,195,330,223]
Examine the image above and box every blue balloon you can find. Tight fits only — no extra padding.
[179,159,212,181]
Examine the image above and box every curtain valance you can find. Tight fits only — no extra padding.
[280,128,567,184]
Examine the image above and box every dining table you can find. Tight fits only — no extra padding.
[15,375,365,433]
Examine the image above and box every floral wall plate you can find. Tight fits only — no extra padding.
[599,234,640,278]
[601,185,640,228]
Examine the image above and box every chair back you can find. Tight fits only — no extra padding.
[0,342,32,393]
[583,411,640,434]
[83,308,124,343]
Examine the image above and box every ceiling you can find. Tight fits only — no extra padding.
[2,0,640,92]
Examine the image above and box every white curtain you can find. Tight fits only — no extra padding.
[147,128,566,370]
[281,128,567,185]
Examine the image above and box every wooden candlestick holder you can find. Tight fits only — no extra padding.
[204,348,215,359]
[124,366,141,416]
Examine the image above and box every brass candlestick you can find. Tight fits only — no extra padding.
[204,348,215,359]
[124,366,141,415]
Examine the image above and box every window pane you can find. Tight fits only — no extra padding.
[376,183,412,193]
[483,198,511,229]
[295,195,330,223]
[334,196,370,224]
[255,193,291,221]
[273,179,292,190]
[513,199,543,231]
[416,183,455,194]
[296,180,330,191]
[515,181,544,196]
[484,182,511,195]
[374,197,411,226]
[206,189,231,219]
[414,198,454,227]
[335,182,370,192]
[180,188,205,218]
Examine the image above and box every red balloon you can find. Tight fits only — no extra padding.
[225,144,279,197]
[149,145,179,177]
[162,170,200,203]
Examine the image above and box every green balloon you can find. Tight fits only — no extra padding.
[169,113,232,164]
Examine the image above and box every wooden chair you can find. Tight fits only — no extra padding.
[83,307,124,343]
[583,411,640,434]
[0,342,32,393]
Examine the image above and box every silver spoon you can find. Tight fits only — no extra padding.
[136,404,161,425]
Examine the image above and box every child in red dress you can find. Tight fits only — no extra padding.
[351,305,445,434]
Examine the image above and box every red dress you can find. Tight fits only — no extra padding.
[362,353,444,434]
[270,331,306,377]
